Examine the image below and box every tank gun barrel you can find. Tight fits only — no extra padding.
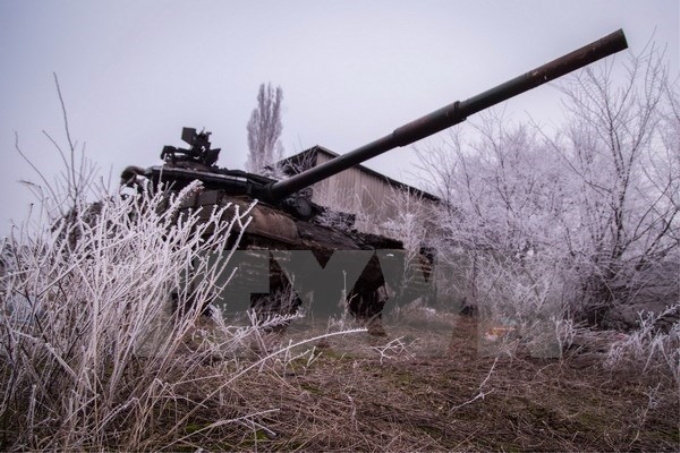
[266,29,628,202]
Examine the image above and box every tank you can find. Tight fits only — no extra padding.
[122,30,628,334]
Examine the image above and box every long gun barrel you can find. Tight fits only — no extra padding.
[265,29,628,202]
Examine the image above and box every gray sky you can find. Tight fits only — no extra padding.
[1,0,678,236]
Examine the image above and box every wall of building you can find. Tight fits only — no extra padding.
[306,151,439,241]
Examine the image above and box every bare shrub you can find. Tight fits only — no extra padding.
[0,170,260,449]
[418,119,574,356]
[606,305,680,386]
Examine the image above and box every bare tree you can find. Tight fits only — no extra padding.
[552,47,680,326]
[246,83,284,175]
[418,48,679,333]
[418,117,572,348]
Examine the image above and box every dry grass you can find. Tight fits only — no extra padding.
[136,314,678,452]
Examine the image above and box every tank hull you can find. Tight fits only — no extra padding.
[177,190,416,335]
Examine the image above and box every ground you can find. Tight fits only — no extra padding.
[173,314,679,452]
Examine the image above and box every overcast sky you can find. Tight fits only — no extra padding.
[1,0,678,236]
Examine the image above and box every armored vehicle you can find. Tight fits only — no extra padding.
[122,30,628,334]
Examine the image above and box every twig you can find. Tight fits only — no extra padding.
[450,356,498,412]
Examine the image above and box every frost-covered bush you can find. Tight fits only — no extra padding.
[0,177,262,450]
[418,49,680,334]
[606,306,680,386]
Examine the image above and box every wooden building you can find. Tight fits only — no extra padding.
[276,146,440,241]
